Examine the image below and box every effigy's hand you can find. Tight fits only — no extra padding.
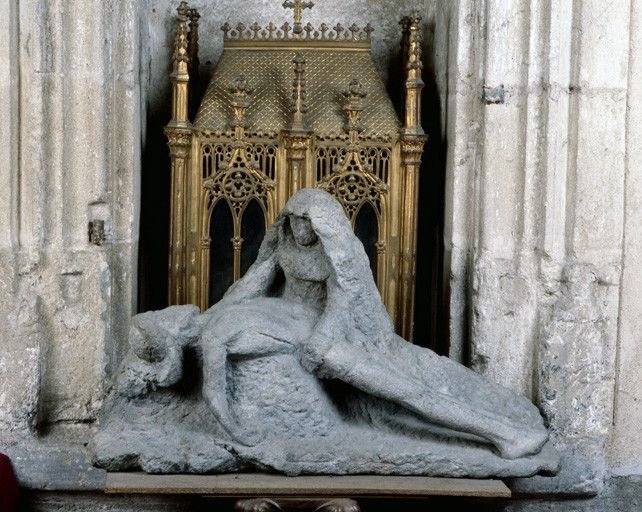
[298,332,334,374]
[116,358,162,398]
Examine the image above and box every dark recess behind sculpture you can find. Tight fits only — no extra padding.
[209,200,235,305]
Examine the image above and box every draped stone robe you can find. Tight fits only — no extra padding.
[93,189,559,478]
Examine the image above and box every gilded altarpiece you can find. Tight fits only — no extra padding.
[166,1,426,340]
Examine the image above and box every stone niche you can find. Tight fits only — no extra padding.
[0,0,641,510]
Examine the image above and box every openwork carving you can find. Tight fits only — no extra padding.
[203,151,274,218]
[200,147,276,298]
[221,21,374,42]
[315,145,390,183]
[202,140,277,180]
[318,153,387,219]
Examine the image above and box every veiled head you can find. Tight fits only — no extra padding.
[288,215,318,247]
[218,188,395,343]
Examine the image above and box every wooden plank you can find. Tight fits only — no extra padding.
[105,473,511,498]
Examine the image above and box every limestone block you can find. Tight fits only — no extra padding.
[533,262,621,493]
[0,257,42,432]
[572,92,627,265]
[0,434,106,491]
[38,252,111,423]
[577,0,631,89]
[507,475,642,511]
[470,255,538,396]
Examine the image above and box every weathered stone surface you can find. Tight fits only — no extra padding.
[0,0,640,507]
[441,0,642,496]
[94,190,558,478]
[0,0,142,436]
[506,475,642,512]
[1,433,106,491]
[609,0,642,477]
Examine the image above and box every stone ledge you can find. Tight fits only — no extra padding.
[105,472,512,498]
[1,439,106,491]
[2,435,595,499]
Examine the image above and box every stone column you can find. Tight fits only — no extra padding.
[608,0,642,478]
[0,0,40,433]
[0,0,144,435]
[441,0,636,495]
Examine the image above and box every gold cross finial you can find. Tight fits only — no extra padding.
[282,0,314,34]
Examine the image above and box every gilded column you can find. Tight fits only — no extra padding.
[285,54,312,195]
[399,12,427,340]
[166,1,192,305]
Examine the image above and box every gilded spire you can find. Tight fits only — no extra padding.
[282,0,314,35]
[342,80,367,135]
[173,2,190,66]
[168,1,191,126]
[289,54,309,133]
[400,11,424,136]
[229,76,253,137]
[401,11,423,73]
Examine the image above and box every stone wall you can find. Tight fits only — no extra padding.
[0,0,143,432]
[609,0,642,478]
[0,0,640,508]
[440,0,642,495]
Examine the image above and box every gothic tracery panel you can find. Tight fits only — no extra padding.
[201,147,275,305]
[315,144,391,184]
[317,152,387,219]
[202,139,277,180]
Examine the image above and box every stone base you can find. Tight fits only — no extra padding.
[94,421,560,478]
[17,477,642,512]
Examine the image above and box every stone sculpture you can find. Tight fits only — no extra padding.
[94,189,560,477]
